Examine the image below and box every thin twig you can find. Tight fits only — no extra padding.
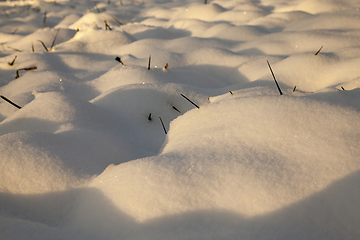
[315,46,323,55]
[172,106,181,113]
[104,20,112,30]
[115,56,124,65]
[111,15,123,25]
[159,116,167,134]
[43,11,47,25]
[267,60,283,95]
[8,55,17,66]
[148,55,151,70]
[181,94,200,109]
[15,66,37,79]
[38,40,48,52]
[0,95,22,109]
[7,46,22,52]
[50,28,60,50]
[12,27,18,34]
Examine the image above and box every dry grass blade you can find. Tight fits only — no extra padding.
[15,66,37,79]
[104,20,112,30]
[172,106,181,113]
[148,55,151,70]
[115,56,124,65]
[8,55,17,66]
[0,95,22,109]
[315,46,323,55]
[159,116,167,134]
[38,40,48,52]
[12,27,18,34]
[50,28,61,50]
[267,60,283,95]
[181,94,200,109]
[111,15,123,25]
[7,46,22,52]
[43,11,47,25]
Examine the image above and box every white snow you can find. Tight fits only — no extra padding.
[1,0,360,239]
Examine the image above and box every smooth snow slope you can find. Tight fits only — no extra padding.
[1,0,360,239]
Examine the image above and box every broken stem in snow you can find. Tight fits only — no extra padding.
[12,27,18,34]
[267,60,283,95]
[38,40,48,52]
[148,113,152,121]
[172,106,181,113]
[50,28,60,50]
[104,20,112,30]
[111,15,123,25]
[148,55,151,70]
[293,86,296,92]
[181,94,200,109]
[43,11,47,25]
[159,116,167,134]
[115,56,124,65]
[15,66,37,79]
[0,95,22,109]
[7,46,22,52]
[8,55,17,66]
[315,46,323,55]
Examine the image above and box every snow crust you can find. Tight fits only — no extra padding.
[1,0,360,239]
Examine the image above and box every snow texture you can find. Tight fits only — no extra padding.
[1,0,360,239]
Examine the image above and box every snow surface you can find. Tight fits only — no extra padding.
[1,0,360,239]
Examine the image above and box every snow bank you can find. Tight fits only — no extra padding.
[71,89,360,239]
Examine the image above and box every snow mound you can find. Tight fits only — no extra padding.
[74,90,360,226]
[55,29,135,54]
[0,131,85,194]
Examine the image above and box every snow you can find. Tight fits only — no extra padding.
[1,0,360,239]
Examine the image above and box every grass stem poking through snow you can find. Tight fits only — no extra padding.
[229,90,233,95]
[267,60,283,95]
[293,86,296,92]
[32,42,35,52]
[181,94,200,109]
[8,55,17,66]
[315,46,323,55]
[50,28,60,50]
[115,56,124,65]
[111,15,123,25]
[148,113,152,121]
[173,106,181,113]
[0,95,22,109]
[12,27,18,34]
[159,116,167,134]
[38,40,48,52]
[15,66,37,79]
[7,46,22,52]
[148,55,151,70]
[43,11,47,25]
[104,20,112,30]
[165,63,168,69]
[341,86,345,90]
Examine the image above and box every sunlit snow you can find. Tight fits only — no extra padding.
[1,0,360,239]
